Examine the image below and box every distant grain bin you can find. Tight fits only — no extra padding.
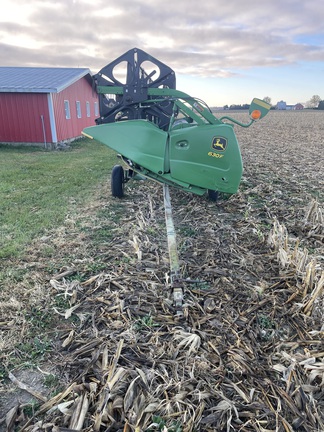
[0,67,98,147]
[276,100,287,110]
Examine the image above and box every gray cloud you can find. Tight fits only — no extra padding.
[1,0,324,79]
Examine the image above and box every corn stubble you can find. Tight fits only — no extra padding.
[1,110,324,432]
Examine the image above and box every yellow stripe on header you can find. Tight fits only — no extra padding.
[81,131,94,139]
[253,98,271,109]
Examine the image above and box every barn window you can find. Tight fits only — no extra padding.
[64,100,71,119]
[86,101,90,117]
[94,101,99,117]
[76,101,81,118]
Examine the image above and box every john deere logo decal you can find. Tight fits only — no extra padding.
[212,137,227,152]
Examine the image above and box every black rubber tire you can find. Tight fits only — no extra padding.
[111,165,124,198]
[207,190,219,201]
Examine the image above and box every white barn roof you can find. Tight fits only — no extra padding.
[0,67,91,93]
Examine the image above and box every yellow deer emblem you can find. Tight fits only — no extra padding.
[212,137,227,152]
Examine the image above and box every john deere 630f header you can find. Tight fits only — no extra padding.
[83,47,271,199]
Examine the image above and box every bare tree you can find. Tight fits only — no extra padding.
[263,96,271,105]
[307,95,321,108]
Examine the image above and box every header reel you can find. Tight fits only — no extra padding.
[94,48,176,130]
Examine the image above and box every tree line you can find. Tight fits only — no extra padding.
[263,95,324,109]
[222,95,324,110]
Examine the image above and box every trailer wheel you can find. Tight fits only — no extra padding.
[111,165,124,198]
[208,190,219,201]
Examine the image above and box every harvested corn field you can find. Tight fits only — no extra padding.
[1,110,323,432]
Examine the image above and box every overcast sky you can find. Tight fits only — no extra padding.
[1,0,324,106]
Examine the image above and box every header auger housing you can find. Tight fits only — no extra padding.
[83,48,271,199]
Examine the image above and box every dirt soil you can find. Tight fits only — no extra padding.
[0,110,323,432]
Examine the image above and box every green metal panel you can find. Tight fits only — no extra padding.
[83,120,168,174]
[249,98,271,119]
[84,119,243,194]
[169,124,243,193]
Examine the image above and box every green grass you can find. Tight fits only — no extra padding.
[0,139,116,259]
[134,314,159,331]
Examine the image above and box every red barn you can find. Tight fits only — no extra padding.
[0,67,98,147]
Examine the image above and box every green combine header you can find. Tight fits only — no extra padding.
[83,48,270,199]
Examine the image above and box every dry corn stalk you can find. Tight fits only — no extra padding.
[173,330,201,354]
[304,199,323,227]
[268,218,288,252]
[303,270,324,315]
[69,392,89,430]
[303,199,324,242]
[129,235,143,260]
[8,372,47,402]
[268,218,322,297]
